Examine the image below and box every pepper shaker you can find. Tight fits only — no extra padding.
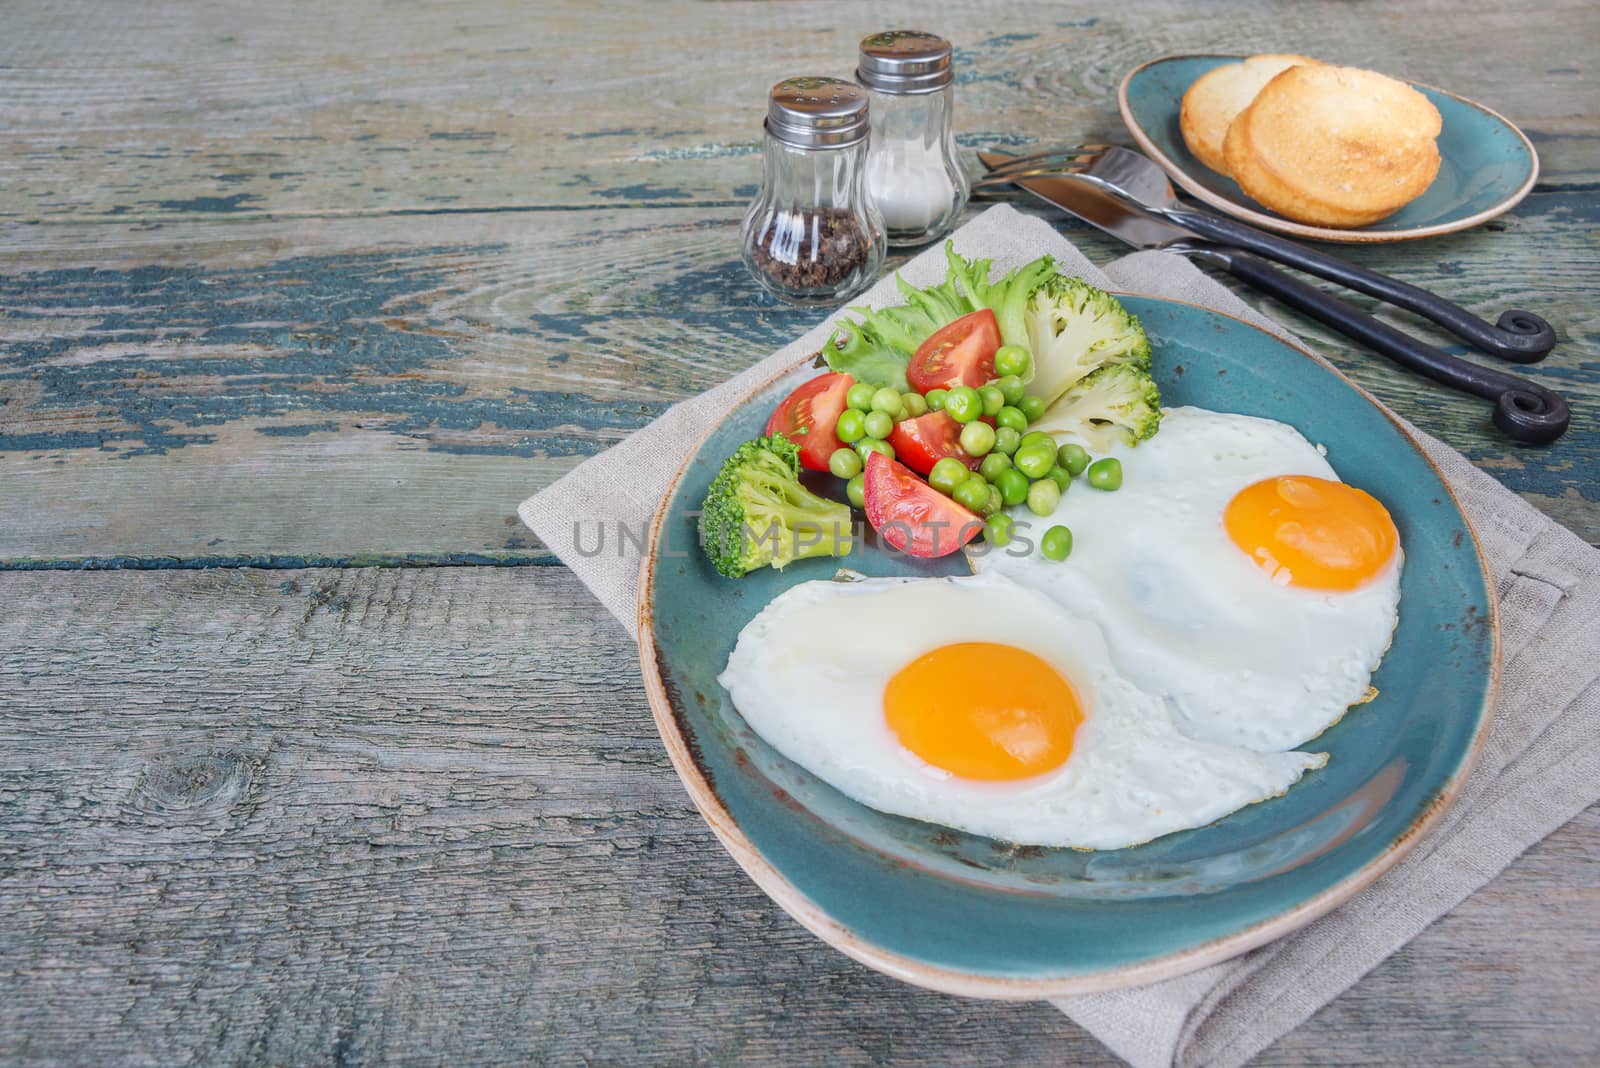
[856,31,969,247]
[739,77,886,306]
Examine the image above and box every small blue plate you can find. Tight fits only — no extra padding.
[1119,54,1540,244]
[639,298,1497,996]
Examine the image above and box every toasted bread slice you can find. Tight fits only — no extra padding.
[1179,54,1321,176]
[1224,64,1442,227]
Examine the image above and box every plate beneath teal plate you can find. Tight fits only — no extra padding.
[638,297,1498,997]
[1119,54,1539,244]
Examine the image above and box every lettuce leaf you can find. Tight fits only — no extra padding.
[823,243,1058,389]
[947,246,1056,356]
[825,314,913,391]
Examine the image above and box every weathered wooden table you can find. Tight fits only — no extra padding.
[3,2,1596,1063]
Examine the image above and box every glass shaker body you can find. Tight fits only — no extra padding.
[863,84,967,247]
[739,77,885,307]
[857,31,969,248]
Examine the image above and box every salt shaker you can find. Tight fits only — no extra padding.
[739,77,886,306]
[856,31,969,247]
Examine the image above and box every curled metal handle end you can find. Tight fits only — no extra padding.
[1493,386,1569,445]
[1493,310,1558,362]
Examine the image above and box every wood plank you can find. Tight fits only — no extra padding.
[2,196,1596,564]
[0,566,1594,1064]
[0,0,1595,223]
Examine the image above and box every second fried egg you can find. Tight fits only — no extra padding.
[976,406,1403,752]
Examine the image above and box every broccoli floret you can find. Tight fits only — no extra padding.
[697,434,854,578]
[1023,276,1153,406]
[1036,364,1163,450]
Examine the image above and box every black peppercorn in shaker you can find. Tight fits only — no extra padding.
[739,77,886,306]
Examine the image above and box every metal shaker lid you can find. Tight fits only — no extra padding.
[856,30,955,94]
[766,77,870,148]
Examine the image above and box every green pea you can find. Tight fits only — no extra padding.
[1045,464,1072,493]
[944,386,983,423]
[1014,441,1056,480]
[985,512,1014,547]
[994,374,1027,406]
[901,391,929,418]
[1020,430,1055,452]
[834,408,866,444]
[846,474,866,509]
[870,387,904,419]
[928,457,970,495]
[953,477,991,513]
[925,388,948,412]
[828,447,863,479]
[978,452,1012,482]
[979,385,1006,417]
[1018,395,1047,423]
[1057,442,1090,477]
[982,485,1003,518]
[959,420,997,457]
[994,344,1032,379]
[1040,524,1073,561]
[846,382,877,411]
[995,405,1028,432]
[856,438,894,462]
[995,467,1030,507]
[1087,456,1123,491]
[862,410,894,440]
[1027,477,1061,517]
[993,426,1021,456]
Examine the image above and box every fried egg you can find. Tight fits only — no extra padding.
[718,571,1324,850]
[974,406,1402,752]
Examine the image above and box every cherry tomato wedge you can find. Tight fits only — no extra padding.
[764,372,855,471]
[862,452,984,559]
[908,309,1000,392]
[888,410,981,477]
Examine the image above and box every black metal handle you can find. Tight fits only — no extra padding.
[1167,206,1557,362]
[1185,245,1569,445]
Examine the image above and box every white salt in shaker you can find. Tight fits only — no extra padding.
[856,30,969,247]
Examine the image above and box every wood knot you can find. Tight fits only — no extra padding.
[131,751,261,819]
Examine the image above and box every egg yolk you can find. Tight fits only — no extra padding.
[1224,475,1398,591]
[883,642,1083,781]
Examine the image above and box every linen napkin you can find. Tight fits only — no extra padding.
[519,204,1600,1067]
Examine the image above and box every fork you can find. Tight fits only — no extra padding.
[976,145,1557,362]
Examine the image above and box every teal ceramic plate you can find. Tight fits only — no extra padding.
[639,297,1497,997]
[1119,54,1539,244]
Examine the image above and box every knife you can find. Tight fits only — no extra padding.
[978,150,1569,445]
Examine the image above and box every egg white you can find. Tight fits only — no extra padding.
[718,571,1324,850]
[974,406,1403,752]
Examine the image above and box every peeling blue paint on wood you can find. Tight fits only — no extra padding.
[254,421,342,437]
[594,184,695,200]
[153,193,262,212]
[635,143,760,162]
[955,132,1038,149]
[0,248,686,457]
